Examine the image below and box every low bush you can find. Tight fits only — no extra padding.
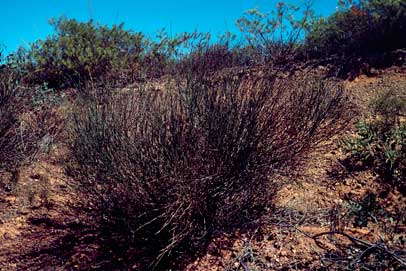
[341,91,405,189]
[152,32,249,78]
[177,44,239,76]
[0,67,23,170]
[69,72,347,269]
[0,60,62,175]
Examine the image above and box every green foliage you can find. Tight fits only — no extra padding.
[31,82,65,107]
[3,1,405,88]
[341,91,406,186]
[344,192,380,227]
[25,17,225,85]
[1,48,30,81]
[305,0,406,60]
[28,17,144,87]
[236,2,314,64]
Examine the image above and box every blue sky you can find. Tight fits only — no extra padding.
[1,1,337,55]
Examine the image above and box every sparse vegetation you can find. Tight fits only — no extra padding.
[341,90,405,189]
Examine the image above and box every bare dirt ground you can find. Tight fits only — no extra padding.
[0,68,405,270]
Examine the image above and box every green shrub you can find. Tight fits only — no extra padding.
[305,0,406,65]
[69,73,346,269]
[27,17,144,87]
[341,91,405,187]
[236,2,314,65]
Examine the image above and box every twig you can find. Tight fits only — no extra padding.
[350,244,378,267]
[307,230,406,268]
[311,231,372,248]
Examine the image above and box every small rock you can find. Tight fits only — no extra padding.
[279,250,287,256]
[30,174,42,180]
[19,209,29,215]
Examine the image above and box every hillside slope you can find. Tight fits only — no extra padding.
[0,68,405,270]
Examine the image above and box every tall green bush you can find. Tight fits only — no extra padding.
[305,0,406,60]
[28,17,144,87]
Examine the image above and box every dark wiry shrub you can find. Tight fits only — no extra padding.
[0,68,23,170]
[69,72,347,269]
[177,44,241,77]
[0,62,62,177]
